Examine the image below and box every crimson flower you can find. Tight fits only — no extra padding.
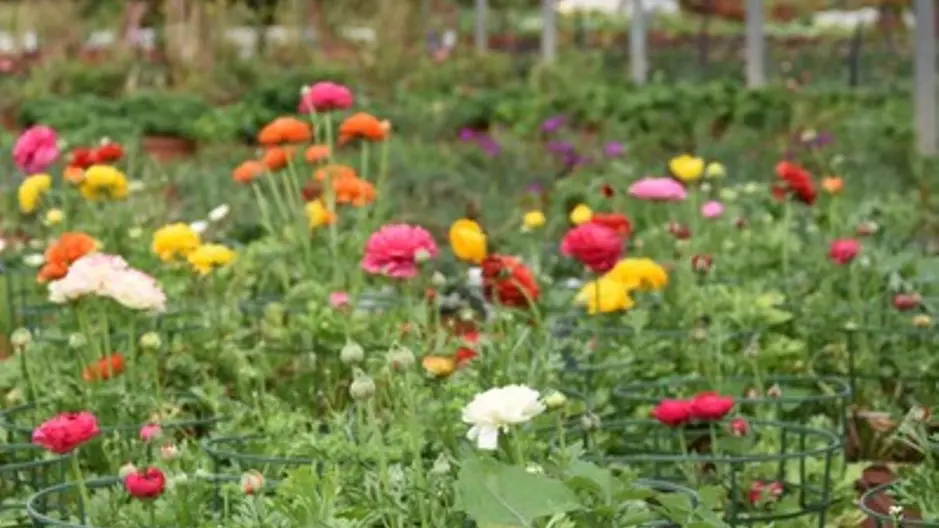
[748,480,784,505]
[124,467,166,500]
[591,213,632,238]
[689,392,734,421]
[651,399,692,427]
[481,254,540,308]
[828,238,860,265]
[560,223,623,273]
[775,161,816,205]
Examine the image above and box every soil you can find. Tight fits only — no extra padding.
[856,465,925,527]
[142,136,197,163]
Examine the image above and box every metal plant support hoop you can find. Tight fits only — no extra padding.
[859,482,939,527]
[201,434,315,477]
[0,444,71,528]
[842,326,939,399]
[561,417,842,527]
[631,478,700,528]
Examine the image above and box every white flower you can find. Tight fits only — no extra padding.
[467,267,483,288]
[103,268,167,312]
[462,385,545,450]
[128,181,146,193]
[23,253,45,268]
[190,221,209,235]
[48,253,128,303]
[208,204,230,223]
[0,238,7,253]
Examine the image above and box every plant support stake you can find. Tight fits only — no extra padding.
[745,0,765,87]
[542,0,556,63]
[630,0,647,84]
[475,0,487,52]
[914,0,937,155]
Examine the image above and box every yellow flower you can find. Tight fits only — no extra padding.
[44,208,64,226]
[187,244,236,275]
[668,154,705,183]
[523,211,546,230]
[569,204,593,225]
[422,355,456,378]
[604,258,668,292]
[705,162,726,179]
[305,200,336,229]
[80,165,129,200]
[448,219,487,264]
[152,223,201,262]
[575,277,635,315]
[18,174,52,214]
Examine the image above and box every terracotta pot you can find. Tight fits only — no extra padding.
[0,105,19,133]
[142,136,197,163]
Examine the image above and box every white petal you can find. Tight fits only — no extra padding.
[474,425,500,450]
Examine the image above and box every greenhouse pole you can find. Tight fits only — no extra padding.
[630,0,647,84]
[542,0,557,62]
[914,0,937,155]
[475,0,487,52]
[744,0,765,87]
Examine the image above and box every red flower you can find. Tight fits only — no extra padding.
[775,161,816,205]
[667,221,691,240]
[69,147,98,169]
[748,480,784,505]
[691,254,713,274]
[893,293,921,312]
[124,467,166,500]
[651,399,692,427]
[481,254,540,308]
[828,238,860,265]
[591,213,632,237]
[689,392,734,421]
[560,223,623,273]
[94,142,124,163]
[455,346,478,365]
[730,418,749,436]
[81,353,126,382]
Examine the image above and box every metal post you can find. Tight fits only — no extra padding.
[744,0,765,87]
[630,0,647,84]
[542,0,556,63]
[475,0,487,52]
[914,0,937,155]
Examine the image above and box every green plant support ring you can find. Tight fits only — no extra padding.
[0,444,71,528]
[858,482,939,527]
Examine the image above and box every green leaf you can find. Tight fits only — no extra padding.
[456,457,581,527]
[564,460,615,503]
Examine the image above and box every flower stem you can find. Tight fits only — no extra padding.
[70,455,91,523]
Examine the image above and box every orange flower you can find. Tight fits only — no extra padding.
[334,176,376,206]
[261,146,296,171]
[38,232,98,282]
[314,164,357,181]
[82,353,126,382]
[232,160,265,184]
[821,176,844,195]
[338,113,389,144]
[64,166,85,184]
[305,145,331,164]
[257,117,312,145]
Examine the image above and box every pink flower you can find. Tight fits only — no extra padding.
[730,418,749,436]
[651,399,692,427]
[689,392,734,421]
[828,238,860,265]
[628,177,687,202]
[13,125,59,175]
[139,423,161,442]
[560,223,623,273]
[362,224,439,279]
[124,467,166,500]
[748,480,784,505]
[299,82,354,113]
[329,291,351,310]
[700,200,725,218]
[32,412,100,454]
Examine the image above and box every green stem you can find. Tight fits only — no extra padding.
[70,456,91,523]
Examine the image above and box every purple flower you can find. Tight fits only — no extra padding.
[540,115,567,134]
[603,141,624,158]
[563,152,589,168]
[546,141,574,155]
[459,128,477,142]
[526,182,543,194]
[477,135,501,157]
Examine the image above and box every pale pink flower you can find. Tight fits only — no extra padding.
[362,224,438,279]
[329,291,351,309]
[701,200,725,218]
[299,82,354,113]
[13,125,59,175]
[628,177,687,202]
[139,423,162,442]
[48,253,129,303]
[103,268,167,312]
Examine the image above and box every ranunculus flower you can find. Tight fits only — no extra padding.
[32,412,100,454]
[628,177,687,201]
[480,254,540,308]
[689,392,734,421]
[603,141,624,157]
[775,161,816,205]
[299,81,354,113]
[462,385,545,450]
[605,258,668,291]
[449,219,487,264]
[651,399,692,427]
[893,293,921,312]
[668,154,704,183]
[591,213,632,237]
[13,125,59,175]
[124,467,166,500]
[730,418,749,436]
[81,353,126,382]
[700,200,725,218]
[821,176,843,195]
[748,480,784,505]
[100,268,167,312]
[540,115,567,133]
[361,224,439,279]
[569,204,593,225]
[575,277,635,314]
[560,223,623,273]
[329,291,351,310]
[139,423,162,442]
[828,238,860,265]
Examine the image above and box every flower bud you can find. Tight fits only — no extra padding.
[893,293,921,312]
[430,455,451,475]
[340,340,365,365]
[767,383,783,398]
[68,332,87,350]
[913,314,933,328]
[730,418,749,436]
[705,162,726,179]
[387,346,415,370]
[349,370,376,400]
[241,471,264,495]
[159,444,180,461]
[44,208,64,226]
[580,412,601,431]
[119,462,138,478]
[139,423,162,442]
[10,328,32,349]
[544,391,567,410]
[431,271,447,287]
[5,387,23,405]
[139,332,162,351]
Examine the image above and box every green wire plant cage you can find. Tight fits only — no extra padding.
[201,434,315,478]
[0,444,70,528]
[859,482,939,527]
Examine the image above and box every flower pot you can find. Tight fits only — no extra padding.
[0,104,18,133]
[142,136,197,163]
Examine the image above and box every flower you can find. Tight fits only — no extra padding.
[605,258,668,291]
[828,238,860,265]
[691,254,713,274]
[913,314,933,328]
[257,117,312,145]
[32,412,100,454]
[748,481,784,505]
[48,253,130,303]
[603,141,624,157]
[305,144,331,164]
[261,146,296,171]
[152,223,201,261]
[241,471,265,495]
[306,200,336,229]
[628,177,687,201]
[423,356,457,378]
[124,467,166,500]
[449,219,487,264]
[893,293,921,312]
[339,113,389,143]
[730,418,749,436]
[82,353,126,382]
[139,423,162,442]
[705,162,726,179]
[651,399,692,427]
[591,213,632,237]
[80,165,129,200]
[560,223,623,273]
[18,173,52,213]
[689,392,734,421]
[575,277,635,314]
[569,204,593,225]
[481,254,540,308]
[94,141,124,163]
[207,204,230,222]
[462,385,545,450]
[13,125,59,174]
[668,154,704,182]
[299,81,354,113]
[821,176,844,195]
[102,268,167,311]
[775,161,816,205]
[187,244,235,275]
[189,221,208,235]
[38,232,98,282]
[540,115,567,133]
[700,200,725,218]
[329,291,351,310]
[361,224,438,279]
[232,160,265,184]
[44,208,64,226]
[523,211,546,230]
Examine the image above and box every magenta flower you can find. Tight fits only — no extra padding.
[298,82,354,113]
[628,177,687,202]
[32,412,100,454]
[362,224,439,279]
[329,291,351,309]
[700,200,725,218]
[828,238,860,265]
[13,125,59,175]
